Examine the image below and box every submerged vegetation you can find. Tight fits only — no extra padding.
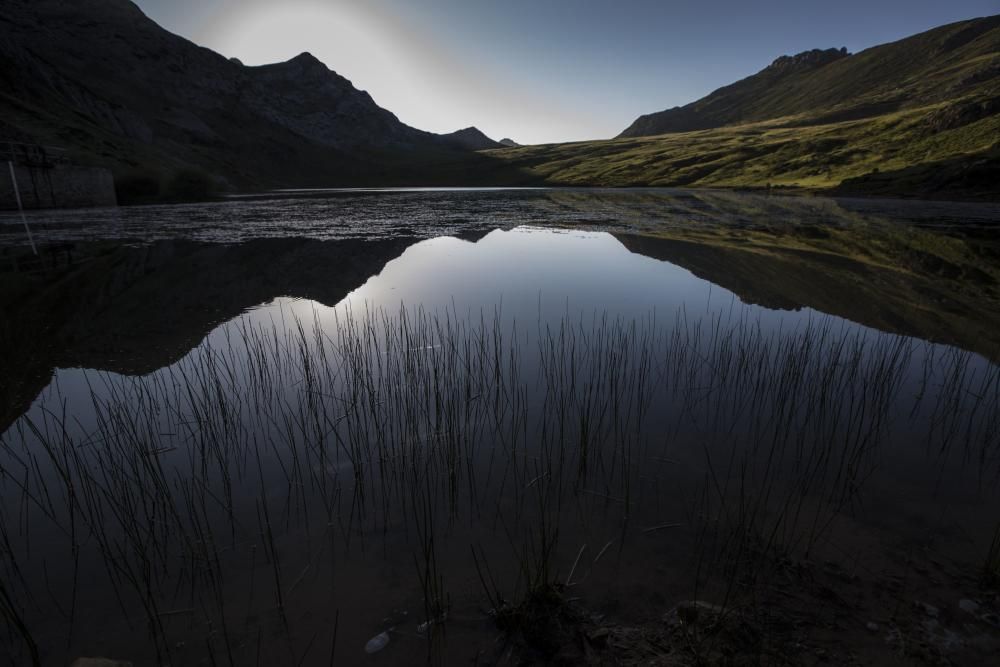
[1,300,999,664]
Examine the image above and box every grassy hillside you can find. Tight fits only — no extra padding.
[487,95,1000,199]
[527,15,1000,199]
[620,16,1000,137]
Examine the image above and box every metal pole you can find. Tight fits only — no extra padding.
[8,160,37,255]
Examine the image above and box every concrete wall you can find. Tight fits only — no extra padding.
[0,163,117,210]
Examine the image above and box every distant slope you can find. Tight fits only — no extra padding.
[490,103,1000,199]
[0,0,520,196]
[620,16,1000,137]
[486,16,1000,200]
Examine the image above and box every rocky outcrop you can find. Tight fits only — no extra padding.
[767,47,848,73]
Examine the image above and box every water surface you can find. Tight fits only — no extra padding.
[2,190,999,665]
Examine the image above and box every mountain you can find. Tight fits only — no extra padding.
[2,1,996,201]
[441,127,504,150]
[491,16,1000,199]
[241,52,434,150]
[0,0,520,198]
[499,138,521,147]
[620,16,1000,137]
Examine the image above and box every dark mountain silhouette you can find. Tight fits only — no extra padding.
[441,127,504,150]
[0,0,523,196]
[499,138,521,147]
[619,16,1000,137]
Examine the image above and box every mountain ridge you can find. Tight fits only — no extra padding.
[619,48,851,137]
[1,2,997,200]
[0,0,519,197]
[488,15,1000,199]
[619,16,1000,138]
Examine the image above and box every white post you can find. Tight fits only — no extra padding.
[8,160,37,256]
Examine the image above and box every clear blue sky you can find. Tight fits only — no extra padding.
[132,0,998,144]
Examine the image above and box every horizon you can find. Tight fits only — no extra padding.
[132,0,998,144]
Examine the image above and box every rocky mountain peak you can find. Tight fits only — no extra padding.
[274,52,330,76]
[441,127,504,150]
[452,126,487,137]
[290,52,323,66]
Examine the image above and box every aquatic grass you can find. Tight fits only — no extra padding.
[0,301,998,663]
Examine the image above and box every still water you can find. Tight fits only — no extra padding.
[2,191,1000,665]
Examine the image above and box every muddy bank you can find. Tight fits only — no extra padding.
[494,549,1000,666]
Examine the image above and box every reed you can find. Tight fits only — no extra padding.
[0,300,997,663]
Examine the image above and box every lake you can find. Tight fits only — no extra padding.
[1,189,999,665]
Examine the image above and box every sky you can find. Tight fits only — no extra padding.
[132,0,998,145]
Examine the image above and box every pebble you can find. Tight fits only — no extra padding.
[588,627,610,645]
[958,599,979,615]
[916,601,939,618]
[365,631,390,654]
